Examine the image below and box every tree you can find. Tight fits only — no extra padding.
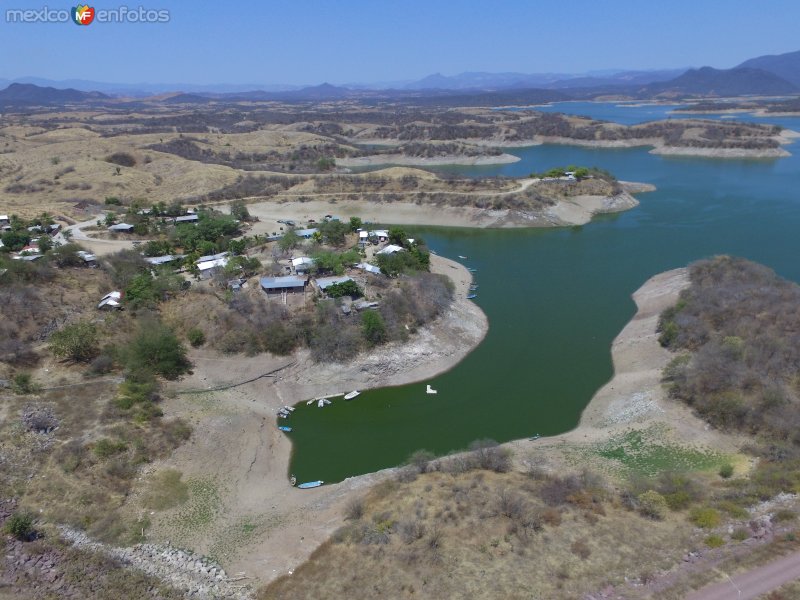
[50,321,99,362]
[230,200,251,222]
[228,238,247,255]
[0,230,30,252]
[362,310,387,346]
[52,243,85,267]
[349,216,363,232]
[278,228,300,251]
[325,279,361,298]
[37,236,53,253]
[127,321,191,380]
[319,220,350,247]
[388,226,407,246]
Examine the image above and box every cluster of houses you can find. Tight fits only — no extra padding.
[1,219,68,262]
[108,208,200,234]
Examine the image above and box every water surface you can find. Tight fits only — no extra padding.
[287,103,800,483]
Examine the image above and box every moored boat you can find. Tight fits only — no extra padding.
[317,399,325,408]
[467,294,477,299]
[344,390,360,400]
[426,384,438,395]
[278,426,292,432]
[297,480,324,489]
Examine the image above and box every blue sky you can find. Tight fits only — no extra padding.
[2,0,800,85]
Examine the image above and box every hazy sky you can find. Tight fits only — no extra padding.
[2,0,799,85]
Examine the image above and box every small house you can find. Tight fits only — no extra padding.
[376,244,404,256]
[0,215,8,226]
[358,230,369,246]
[355,262,382,275]
[260,275,308,296]
[108,223,135,233]
[145,254,181,266]
[76,250,97,267]
[291,256,315,274]
[294,228,318,239]
[196,257,229,280]
[174,214,199,225]
[98,291,122,310]
[316,275,353,294]
[196,251,229,264]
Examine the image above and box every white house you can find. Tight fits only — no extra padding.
[196,257,229,279]
[376,244,404,256]
[108,223,135,233]
[174,214,199,224]
[355,262,382,275]
[291,256,315,273]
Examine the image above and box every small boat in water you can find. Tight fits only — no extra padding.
[426,384,438,395]
[283,406,295,412]
[317,399,326,408]
[306,398,315,405]
[322,398,331,405]
[297,480,324,489]
[458,255,468,259]
[468,268,477,272]
[344,390,360,400]
[529,433,541,441]
[278,426,292,432]
[467,294,477,299]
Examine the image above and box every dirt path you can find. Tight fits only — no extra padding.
[55,214,138,256]
[684,551,800,600]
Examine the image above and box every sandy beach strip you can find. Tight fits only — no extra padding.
[336,152,520,167]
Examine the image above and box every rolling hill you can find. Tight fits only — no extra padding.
[737,49,800,88]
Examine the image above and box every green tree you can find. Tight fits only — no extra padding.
[362,311,387,346]
[349,216,363,232]
[37,236,53,254]
[127,322,191,380]
[230,200,251,222]
[50,321,99,362]
[0,230,30,252]
[5,513,34,541]
[278,229,300,251]
[228,238,247,255]
[319,220,350,247]
[325,279,361,298]
[388,226,407,246]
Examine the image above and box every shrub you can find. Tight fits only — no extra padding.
[690,506,722,529]
[12,373,39,395]
[126,322,191,380]
[5,513,34,541]
[731,527,750,541]
[408,449,436,473]
[719,463,734,478]
[93,438,128,459]
[705,534,725,548]
[344,498,365,521]
[325,279,362,299]
[49,321,99,362]
[468,439,512,473]
[638,490,668,520]
[105,153,136,167]
[187,328,206,347]
[570,538,591,559]
[361,310,387,346]
[774,509,796,522]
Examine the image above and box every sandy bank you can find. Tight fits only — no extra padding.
[141,255,487,591]
[649,145,790,158]
[336,152,520,167]
[244,187,646,231]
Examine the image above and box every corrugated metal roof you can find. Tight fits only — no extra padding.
[376,244,404,255]
[294,228,318,237]
[196,251,229,264]
[316,276,353,290]
[145,254,180,265]
[108,223,134,231]
[197,257,229,271]
[260,275,307,290]
[175,215,199,223]
[291,256,315,267]
[355,262,382,275]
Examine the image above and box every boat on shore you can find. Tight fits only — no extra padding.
[344,390,360,400]
[317,399,325,408]
[278,426,292,432]
[283,406,295,412]
[529,433,541,441]
[322,398,331,405]
[306,399,315,405]
[297,480,324,489]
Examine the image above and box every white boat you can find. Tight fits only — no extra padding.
[322,398,331,405]
[344,391,360,400]
[306,399,315,405]
[317,399,325,408]
[284,406,295,412]
[426,384,438,395]
[458,255,468,259]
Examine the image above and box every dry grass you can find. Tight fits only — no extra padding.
[259,470,694,600]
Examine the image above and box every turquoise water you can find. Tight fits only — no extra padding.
[286,103,800,483]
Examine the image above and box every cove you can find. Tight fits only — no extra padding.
[287,103,800,483]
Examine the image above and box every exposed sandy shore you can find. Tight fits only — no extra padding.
[650,145,790,158]
[243,188,644,232]
[138,255,487,591]
[509,268,744,456]
[336,152,521,167]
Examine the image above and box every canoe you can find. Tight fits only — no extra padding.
[278,426,292,432]
[458,255,468,259]
[467,294,477,299]
[297,481,324,489]
[344,391,360,400]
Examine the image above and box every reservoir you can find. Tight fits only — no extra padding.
[288,103,800,483]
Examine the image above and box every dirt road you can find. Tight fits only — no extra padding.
[685,551,800,600]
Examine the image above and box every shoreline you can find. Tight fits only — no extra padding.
[336,152,521,167]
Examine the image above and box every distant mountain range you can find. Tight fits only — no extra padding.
[2,49,800,107]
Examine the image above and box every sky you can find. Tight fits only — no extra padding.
[1,0,800,86]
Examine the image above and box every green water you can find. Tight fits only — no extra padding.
[286,103,800,483]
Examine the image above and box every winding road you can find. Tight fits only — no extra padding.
[685,551,800,600]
